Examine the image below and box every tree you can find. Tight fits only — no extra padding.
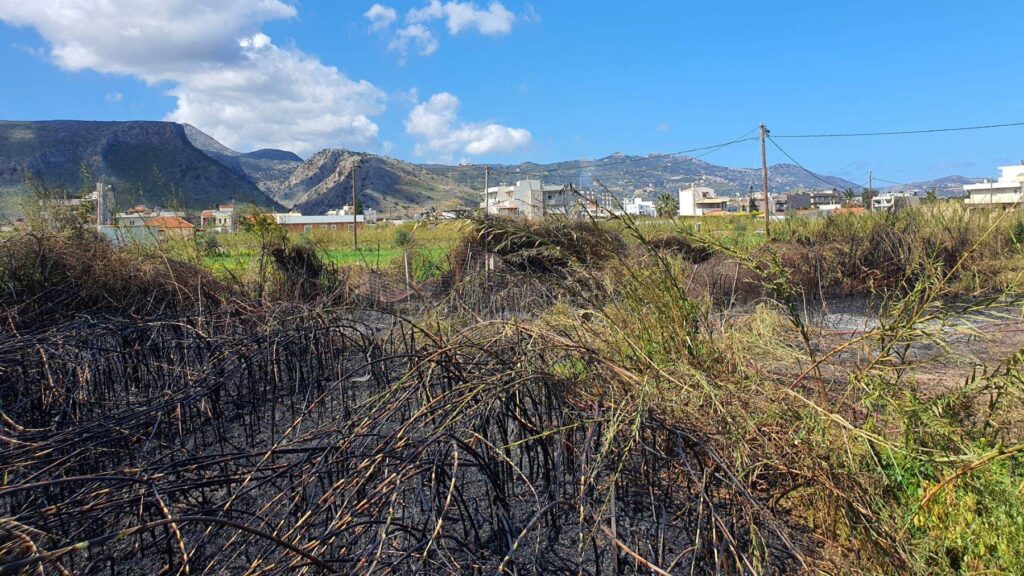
[79,163,95,197]
[843,188,857,204]
[925,187,938,203]
[240,209,287,301]
[353,196,364,215]
[862,187,875,211]
[655,192,678,218]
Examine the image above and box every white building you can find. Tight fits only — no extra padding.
[328,205,380,222]
[679,185,728,217]
[964,165,1024,207]
[622,196,656,217]
[200,202,238,232]
[482,180,568,218]
[871,192,918,212]
[273,212,364,233]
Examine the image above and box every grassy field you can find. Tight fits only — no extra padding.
[2,202,1024,575]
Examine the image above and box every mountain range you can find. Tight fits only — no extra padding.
[0,120,982,217]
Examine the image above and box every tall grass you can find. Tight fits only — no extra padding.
[1,203,1023,574]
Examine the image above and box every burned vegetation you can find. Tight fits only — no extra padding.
[2,205,1024,575]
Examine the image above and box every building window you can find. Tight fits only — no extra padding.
[303,225,313,233]
[331,224,337,230]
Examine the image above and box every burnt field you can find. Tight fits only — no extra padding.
[2,206,1024,575]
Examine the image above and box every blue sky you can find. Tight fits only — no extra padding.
[1,1,1023,183]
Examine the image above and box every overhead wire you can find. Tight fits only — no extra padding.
[505,129,759,179]
[766,135,861,189]
[773,120,1024,139]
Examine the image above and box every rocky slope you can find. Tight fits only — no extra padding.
[278,149,477,215]
[182,124,301,196]
[0,120,280,212]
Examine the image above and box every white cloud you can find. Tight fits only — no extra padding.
[0,0,386,155]
[105,91,123,103]
[382,0,517,61]
[364,3,397,32]
[440,1,514,35]
[407,0,514,35]
[520,4,541,24]
[167,35,385,154]
[388,24,439,62]
[657,122,671,133]
[406,92,531,156]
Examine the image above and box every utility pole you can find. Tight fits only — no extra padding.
[483,165,491,273]
[760,123,771,240]
[351,162,358,250]
[867,169,873,212]
[484,165,490,216]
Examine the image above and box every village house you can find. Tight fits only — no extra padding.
[679,185,728,216]
[482,180,569,218]
[622,196,657,217]
[963,164,1024,207]
[327,205,380,223]
[787,189,842,211]
[871,192,919,212]
[200,202,239,232]
[144,215,195,240]
[273,212,364,233]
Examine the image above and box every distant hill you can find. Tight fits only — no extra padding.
[881,175,981,197]
[12,120,964,220]
[421,153,861,198]
[0,120,280,213]
[277,149,477,215]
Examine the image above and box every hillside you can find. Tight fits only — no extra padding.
[421,153,861,197]
[881,175,981,197]
[0,120,280,213]
[8,120,977,220]
[277,149,477,215]
[182,124,302,197]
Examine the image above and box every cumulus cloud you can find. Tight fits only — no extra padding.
[167,34,385,154]
[388,24,439,62]
[407,0,514,35]
[376,0,520,62]
[364,3,397,32]
[406,92,531,157]
[0,0,386,155]
[105,91,123,103]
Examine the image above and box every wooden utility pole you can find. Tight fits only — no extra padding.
[483,165,491,272]
[351,163,358,250]
[760,123,771,240]
[868,169,873,212]
[483,165,490,215]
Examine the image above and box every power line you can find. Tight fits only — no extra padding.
[505,131,759,178]
[766,135,862,189]
[773,120,1024,139]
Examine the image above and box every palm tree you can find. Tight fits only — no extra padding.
[655,192,678,218]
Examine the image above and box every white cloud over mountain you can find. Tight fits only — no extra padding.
[0,0,386,155]
[0,0,534,158]
[406,92,531,157]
